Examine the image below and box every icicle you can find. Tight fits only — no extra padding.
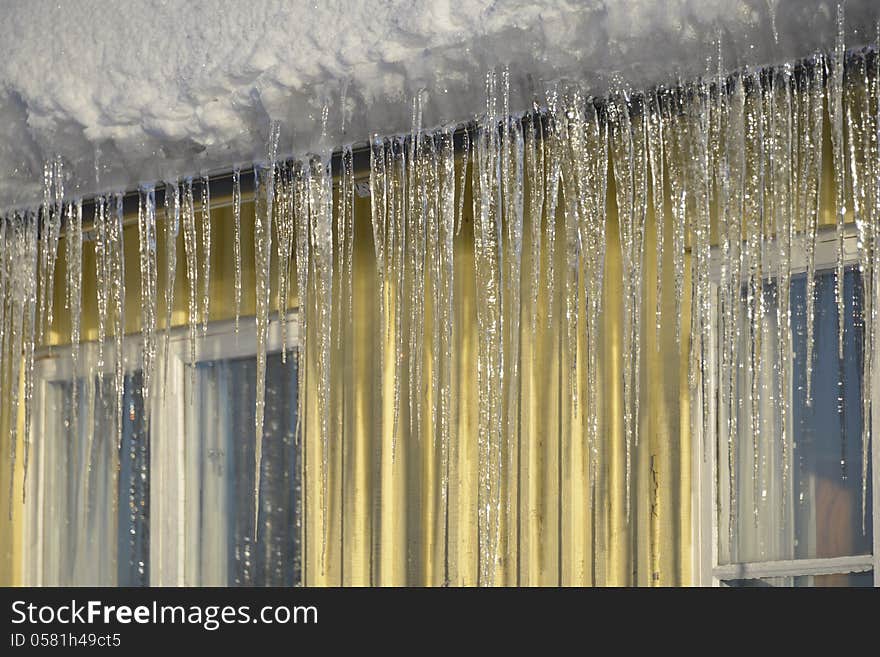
[407,96,425,463]
[689,80,713,480]
[367,137,385,582]
[473,70,504,584]
[560,95,581,418]
[109,193,126,450]
[276,163,294,362]
[647,89,666,346]
[527,109,545,342]
[456,126,470,236]
[425,130,442,489]
[715,62,733,556]
[424,131,442,457]
[162,181,180,402]
[772,65,794,533]
[586,102,608,504]
[724,71,747,556]
[38,157,64,342]
[503,109,524,577]
[369,136,387,384]
[869,37,880,531]
[137,188,157,427]
[66,200,84,448]
[828,4,846,363]
[544,90,561,333]
[64,199,88,516]
[252,119,281,540]
[181,178,199,396]
[253,162,273,539]
[663,90,688,347]
[438,127,456,582]
[232,167,242,334]
[200,175,212,335]
[6,214,37,517]
[742,70,767,528]
[308,153,334,565]
[94,196,109,372]
[804,56,824,406]
[293,160,311,456]
[342,145,355,335]
[36,162,52,345]
[609,88,648,520]
[20,212,39,503]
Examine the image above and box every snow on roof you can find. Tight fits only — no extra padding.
[0,0,877,210]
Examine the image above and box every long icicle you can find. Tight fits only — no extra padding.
[438,127,456,583]
[110,193,126,451]
[200,175,212,336]
[36,162,53,345]
[39,157,64,343]
[162,181,180,403]
[865,39,879,532]
[137,187,158,428]
[826,7,848,479]
[367,136,385,584]
[232,167,242,334]
[647,89,666,346]
[6,214,37,518]
[828,4,847,361]
[609,88,647,521]
[67,200,83,450]
[20,212,39,504]
[276,163,294,362]
[309,152,334,569]
[253,119,281,541]
[181,178,199,397]
[94,196,109,376]
[725,71,746,557]
[804,56,825,405]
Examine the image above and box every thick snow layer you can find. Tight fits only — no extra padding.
[0,0,878,209]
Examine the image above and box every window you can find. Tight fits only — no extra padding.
[23,314,301,587]
[696,226,879,586]
[23,341,149,587]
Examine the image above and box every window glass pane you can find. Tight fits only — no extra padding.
[719,268,873,564]
[722,571,873,587]
[189,350,300,586]
[39,370,148,586]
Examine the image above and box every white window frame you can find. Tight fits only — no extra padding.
[694,225,880,586]
[22,311,300,586]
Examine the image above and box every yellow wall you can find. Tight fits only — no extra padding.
[2,150,696,586]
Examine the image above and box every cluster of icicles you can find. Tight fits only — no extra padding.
[1,9,878,583]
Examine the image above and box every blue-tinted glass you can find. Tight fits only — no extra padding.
[791,268,872,558]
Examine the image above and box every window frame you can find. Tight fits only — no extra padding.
[23,310,300,586]
[694,224,880,586]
